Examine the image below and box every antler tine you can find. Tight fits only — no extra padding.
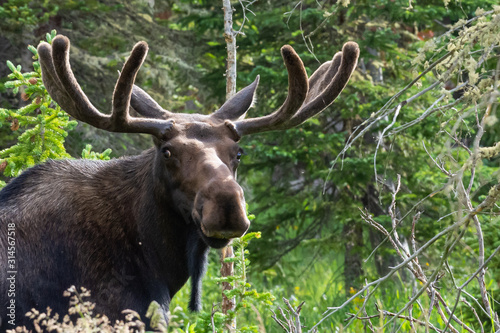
[110,40,149,127]
[233,45,309,136]
[38,42,82,116]
[131,84,171,119]
[38,35,174,138]
[303,52,342,104]
[285,42,359,128]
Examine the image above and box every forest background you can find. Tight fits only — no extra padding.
[0,0,499,332]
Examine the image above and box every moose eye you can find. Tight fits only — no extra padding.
[162,148,171,159]
[236,151,243,161]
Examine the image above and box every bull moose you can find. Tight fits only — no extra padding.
[0,35,359,330]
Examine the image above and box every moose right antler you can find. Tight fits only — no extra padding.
[38,36,175,138]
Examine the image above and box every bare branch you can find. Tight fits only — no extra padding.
[347,310,445,333]
[272,298,306,333]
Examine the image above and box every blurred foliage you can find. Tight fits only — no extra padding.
[0,0,58,33]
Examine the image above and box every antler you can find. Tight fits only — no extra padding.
[37,35,174,138]
[233,42,359,136]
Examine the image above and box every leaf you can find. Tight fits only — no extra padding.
[6,60,17,73]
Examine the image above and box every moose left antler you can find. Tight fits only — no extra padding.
[38,37,175,138]
[231,42,359,135]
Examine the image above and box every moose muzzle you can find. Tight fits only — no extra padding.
[193,178,250,240]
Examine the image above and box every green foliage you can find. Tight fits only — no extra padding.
[168,231,275,333]
[0,0,58,33]
[0,30,112,189]
[216,232,275,328]
[0,31,76,188]
[81,144,112,161]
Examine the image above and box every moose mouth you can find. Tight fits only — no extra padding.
[191,216,231,249]
[200,233,231,249]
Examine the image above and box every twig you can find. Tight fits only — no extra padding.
[312,216,461,331]
[312,180,500,331]
[373,105,401,189]
[423,141,453,177]
[347,310,445,333]
[325,51,452,185]
[272,298,305,333]
[272,310,290,332]
[462,298,484,333]
[211,303,218,333]
[389,93,453,135]
[443,244,500,333]
[410,212,421,262]
[364,188,451,264]
[236,0,257,36]
[363,179,474,333]
[462,101,500,331]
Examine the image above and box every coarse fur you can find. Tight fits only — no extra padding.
[0,150,209,329]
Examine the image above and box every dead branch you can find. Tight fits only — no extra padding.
[272,298,307,333]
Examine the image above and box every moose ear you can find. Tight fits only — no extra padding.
[211,76,260,121]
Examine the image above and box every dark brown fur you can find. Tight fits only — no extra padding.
[0,151,191,327]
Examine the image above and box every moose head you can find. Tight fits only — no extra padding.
[0,35,358,331]
[37,35,359,247]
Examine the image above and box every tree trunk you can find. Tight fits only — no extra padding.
[343,221,364,297]
[223,0,237,100]
[221,1,237,331]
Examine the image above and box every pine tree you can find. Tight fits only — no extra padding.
[0,30,111,188]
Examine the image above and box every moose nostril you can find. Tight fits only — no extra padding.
[196,180,250,240]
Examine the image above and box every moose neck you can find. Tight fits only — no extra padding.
[130,147,205,297]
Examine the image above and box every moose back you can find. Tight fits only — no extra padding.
[0,35,358,330]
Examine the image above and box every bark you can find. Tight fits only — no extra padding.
[223,0,237,100]
[221,1,237,331]
[343,221,364,297]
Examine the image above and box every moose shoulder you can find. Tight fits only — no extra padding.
[0,35,359,330]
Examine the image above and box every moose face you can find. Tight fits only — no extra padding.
[156,120,249,248]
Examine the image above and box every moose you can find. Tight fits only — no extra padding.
[0,34,359,330]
